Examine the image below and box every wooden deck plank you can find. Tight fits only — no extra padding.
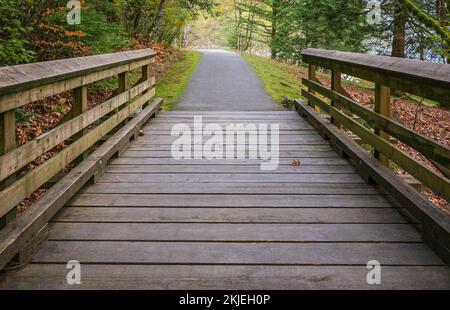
[67,194,392,208]
[30,241,444,265]
[120,150,341,158]
[105,165,356,174]
[127,144,333,151]
[47,223,421,242]
[2,265,449,290]
[98,173,364,184]
[53,207,409,223]
[79,182,379,194]
[143,124,320,131]
[110,158,351,165]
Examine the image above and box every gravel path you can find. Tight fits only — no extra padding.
[175,49,284,111]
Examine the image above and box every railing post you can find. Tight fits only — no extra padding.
[331,69,342,128]
[118,72,129,94]
[142,63,154,109]
[374,83,391,166]
[0,109,16,228]
[307,64,320,112]
[72,85,88,160]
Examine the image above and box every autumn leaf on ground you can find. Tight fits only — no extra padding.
[138,129,145,136]
[291,159,301,166]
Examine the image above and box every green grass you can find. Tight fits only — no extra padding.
[157,50,202,111]
[241,53,307,108]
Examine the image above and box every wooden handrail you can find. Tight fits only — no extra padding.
[0,49,158,225]
[302,48,450,106]
[300,49,450,202]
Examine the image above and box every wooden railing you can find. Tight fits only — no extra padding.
[300,49,450,202]
[0,49,160,229]
[297,49,450,264]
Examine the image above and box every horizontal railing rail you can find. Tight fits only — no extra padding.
[0,49,158,227]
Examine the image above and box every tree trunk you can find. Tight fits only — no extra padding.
[391,3,408,58]
[148,0,167,42]
[271,0,279,59]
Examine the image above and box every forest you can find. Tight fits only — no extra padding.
[188,0,449,63]
[1,0,449,66]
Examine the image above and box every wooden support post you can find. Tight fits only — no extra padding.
[0,109,17,228]
[72,85,88,161]
[141,64,153,109]
[374,83,391,166]
[118,72,129,94]
[331,69,342,128]
[307,64,320,112]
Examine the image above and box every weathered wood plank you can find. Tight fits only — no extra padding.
[374,83,391,166]
[30,241,444,265]
[80,182,378,194]
[105,165,355,174]
[143,123,315,131]
[53,207,408,223]
[98,173,362,184]
[0,109,17,226]
[2,265,449,290]
[47,223,421,242]
[109,158,351,165]
[127,144,333,151]
[120,150,342,158]
[67,194,391,208]
[143,130,317,136]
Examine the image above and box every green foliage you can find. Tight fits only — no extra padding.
[157,50,202,110]
[242,52,306,106]
[0,0,35,65]
[15,108,42,127]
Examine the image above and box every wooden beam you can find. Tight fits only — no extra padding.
[0,110,16,227]
[331,69,342,127]
[307,65,320,112]
[374,84,391,166]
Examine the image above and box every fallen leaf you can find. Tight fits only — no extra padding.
[138,129,145,136]
[291,160,301,166]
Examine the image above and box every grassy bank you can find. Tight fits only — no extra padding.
[241,53,306,107]
[157,50,202,110]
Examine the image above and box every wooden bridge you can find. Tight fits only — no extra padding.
[0,48,449,289]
